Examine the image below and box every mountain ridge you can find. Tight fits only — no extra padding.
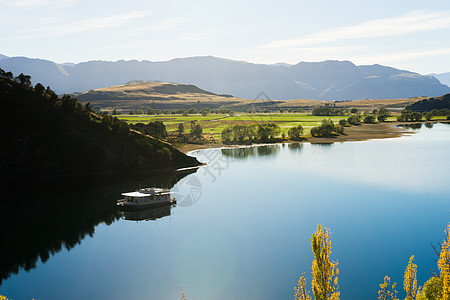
[0,55,448,100]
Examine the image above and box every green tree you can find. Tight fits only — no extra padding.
[403,255,418,300]
[190,121,203,139]
[288,125,304,139]
[425,112,433,121]
[311,225,340,300]
[364,115,377,124]
[310,119,336,137]
[347,115,361,125]
[177,123,185,136]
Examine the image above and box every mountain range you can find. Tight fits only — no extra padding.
[0,54,449,100]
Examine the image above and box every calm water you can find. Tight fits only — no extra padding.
[1,123,450,300]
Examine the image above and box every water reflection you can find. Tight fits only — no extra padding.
[425,122,434,129]
[221,144,280,159]
[0,169,197,285]
[287,143,303,151]
[120,205,173,221]
[398,123,423,129]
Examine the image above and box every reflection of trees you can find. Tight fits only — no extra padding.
[0,170,196,285]
[288,143,303,151]
[425,123,434,129]
[221,145,280,159]
[398,123,423,129]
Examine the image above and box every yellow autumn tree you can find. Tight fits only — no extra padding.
[378,276,398,300]
[404,255,418,299]
[311,224,340,300]
[438,222,450,299]
[295,273,312,300]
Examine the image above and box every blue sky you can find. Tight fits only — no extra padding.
[1,0,450,74]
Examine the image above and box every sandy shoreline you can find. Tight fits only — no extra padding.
[177,121,447,153]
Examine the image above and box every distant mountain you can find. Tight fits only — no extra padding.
[429,72,450,87]
[0,55,448,100]
[0,54,7,60]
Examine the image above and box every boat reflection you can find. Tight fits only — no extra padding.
[120,204,173,221]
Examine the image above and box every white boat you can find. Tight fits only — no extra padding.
[117,188,175,210]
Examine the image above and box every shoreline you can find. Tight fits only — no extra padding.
[177,120,448,154]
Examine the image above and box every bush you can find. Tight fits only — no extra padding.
[348,115,361,125]
[363,115,377,124]
[310,119,335,137]
[288,125,304,139]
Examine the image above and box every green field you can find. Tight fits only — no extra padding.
[117,113,388,140]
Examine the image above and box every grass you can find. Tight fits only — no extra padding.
[117,113,356,140]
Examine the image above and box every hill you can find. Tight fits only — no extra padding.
[405,93,450,112]
[76,81,255,111]
[0,69,200,178]
[0,55,448,100]
[76,81,424,113]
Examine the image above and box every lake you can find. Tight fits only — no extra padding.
[1,122,450,300]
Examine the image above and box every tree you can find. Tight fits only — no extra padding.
[347,115,360,125]
[177,123,185,136]
[190,121,203,140]
[34,83,45,95]
[310,119,336,137]
[16,73,31,87]
[295,273,312,300]
[311,225,340,300]
[403,255,418,300]
[338,119,347,127]
[438,223,450,298]
[377,115,387,122]
[425,112,433,121]
[364,115,377,124]
[416,277,442,300]
[288,125,304,139]
[378,276,398,300]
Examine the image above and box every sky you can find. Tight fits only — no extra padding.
[1,0,450,74]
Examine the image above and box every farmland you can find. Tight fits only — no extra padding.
[116,112,397,142]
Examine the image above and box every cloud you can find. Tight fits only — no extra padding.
[0,0,79,8]
[263,10,450,49]
[14,10,153,39]
[65,10,153,33]
[353,48,450,65]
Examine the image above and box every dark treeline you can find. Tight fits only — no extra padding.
[405,93,450,112]
[221,123,281,143]
[0,68,199,178]
[312,107,346,116]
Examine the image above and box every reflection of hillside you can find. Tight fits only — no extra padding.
[221,145,280,159]
[0,168,197,285]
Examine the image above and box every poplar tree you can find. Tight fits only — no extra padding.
[311,224,340,300]
[438,223,450,299]
[378,276,398,300]
[294,273,311,300]
[403,255,418,299]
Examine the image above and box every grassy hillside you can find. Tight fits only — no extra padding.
[76,81,243,111]
[405,93,450,112]
[76,81,424,113]
[0,70,200,178]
